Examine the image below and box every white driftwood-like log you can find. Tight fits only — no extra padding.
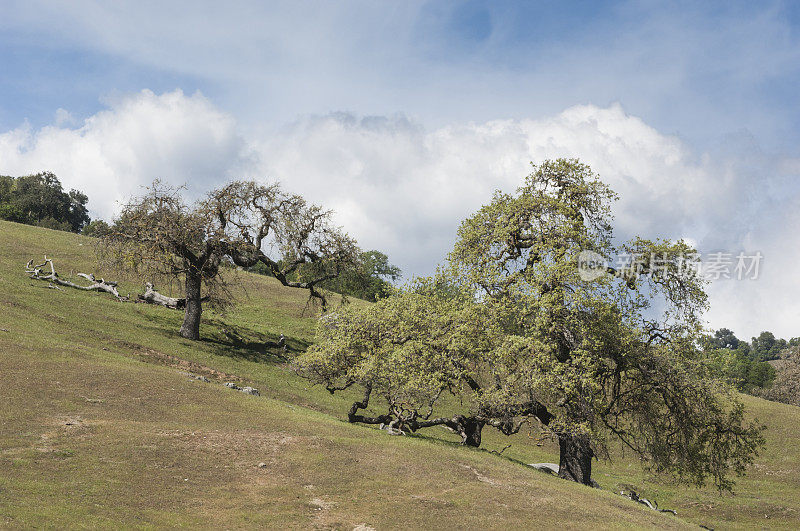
[138,282,186,309]
[26,256,126,300]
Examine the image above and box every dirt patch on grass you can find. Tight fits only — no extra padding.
[309,496,334,511]
[308,495,336,527]
[114,343,244,382]
[39,415,103,440]
[13,415,107,456]
[163,428,303,473]
[459,464,502,487]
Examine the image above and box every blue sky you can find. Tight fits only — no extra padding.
[3,1,800,146]
[1,0,799,337]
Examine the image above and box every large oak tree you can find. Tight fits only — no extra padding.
[297,159,764,489]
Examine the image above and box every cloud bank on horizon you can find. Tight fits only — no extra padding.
[0,89,797,339]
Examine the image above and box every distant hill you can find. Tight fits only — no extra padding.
[1,220,798,528]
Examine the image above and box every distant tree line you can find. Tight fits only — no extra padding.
[703,328,800,392]
[0,172,90,232]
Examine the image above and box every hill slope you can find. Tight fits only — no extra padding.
[0,221,797,528]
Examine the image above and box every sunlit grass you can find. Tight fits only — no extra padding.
[0,220,796,528]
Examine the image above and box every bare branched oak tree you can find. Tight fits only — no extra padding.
[100,180,359,340]
[203,181,360,307]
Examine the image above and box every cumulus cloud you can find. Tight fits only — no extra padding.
[257,105,799,339]
[258,105,753,264]
[0,89,250,219]
[0,91,796,337]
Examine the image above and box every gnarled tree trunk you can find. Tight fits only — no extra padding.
[411,415,486,447]
[179,269,203,340]
[558,433,594,485]
[454,416,485,447]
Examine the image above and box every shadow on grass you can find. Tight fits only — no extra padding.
[137,309,311,364]
[401,430,538,469]
[202,319,311,363]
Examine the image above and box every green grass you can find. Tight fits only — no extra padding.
[0,220,797,529]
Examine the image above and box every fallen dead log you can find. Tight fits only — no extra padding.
[138,282,185,309]
[26,256,127,301]
[25,257,211,310]
[136,282,210,309]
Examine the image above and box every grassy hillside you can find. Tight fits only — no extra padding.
[0,220,797,529]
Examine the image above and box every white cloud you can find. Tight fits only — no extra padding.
[257,105,800,339]
[704,195,800,341]
[0,91,797,338]
[0,89,249,219]
[54,108,76,127]
[257,104,742,265]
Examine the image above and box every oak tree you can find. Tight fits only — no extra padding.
[102,180,359,340]
[297,159,764,489]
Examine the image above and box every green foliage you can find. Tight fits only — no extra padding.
[81,219,111,237]
[0,172,90,232]
[0,202,25,223]
[706,328,740,350]
[300,277,493,414]
[745,361,777,389]
[309,250,400,301]
[702,328,794,395]
[750,331,788,361]
[298,158,765,490]
[704,344,776,392]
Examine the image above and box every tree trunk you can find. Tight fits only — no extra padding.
[179,269,203,340]
[462,418,485,447]
[453,416,485,447]
[409,415,485,446]
[558,433,594,485]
